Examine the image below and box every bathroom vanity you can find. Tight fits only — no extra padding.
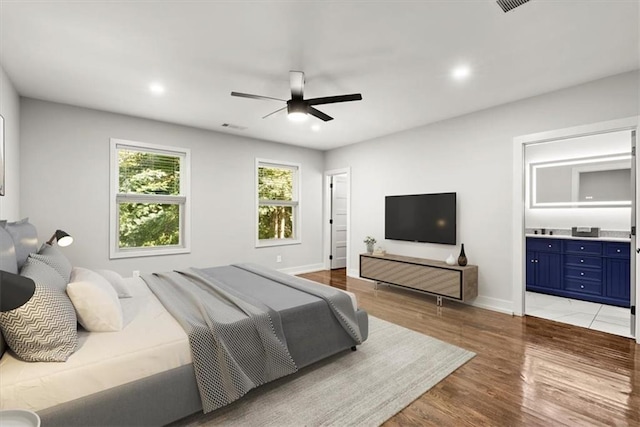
[526,235,630,307]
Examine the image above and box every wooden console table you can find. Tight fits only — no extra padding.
[359,253,478,305]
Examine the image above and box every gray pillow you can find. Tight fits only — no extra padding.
[20,257,67,292]
[5,218,38,270]
[31,243,73,283]
[0,257,78,362]
[0,225,18,274]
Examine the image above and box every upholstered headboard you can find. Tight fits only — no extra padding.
[0,218,40,358]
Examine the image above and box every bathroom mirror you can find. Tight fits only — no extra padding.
[530,153,632,208]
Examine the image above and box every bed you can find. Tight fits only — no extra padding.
[0,220,369,426]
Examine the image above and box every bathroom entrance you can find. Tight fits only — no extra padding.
[523,129,636,338]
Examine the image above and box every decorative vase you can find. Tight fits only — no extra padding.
[458,244,468,266]
[366,242,374,253]
[445,254,456,265]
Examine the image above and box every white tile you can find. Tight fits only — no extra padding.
[590,320,633,338]
[563,298,602,315]
[598,304,631,320]
[551,312,597,328]
[527,307,577,320]
[595,312,630,327]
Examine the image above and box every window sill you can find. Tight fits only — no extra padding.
[109,246,190,259]
[255,239,301,248]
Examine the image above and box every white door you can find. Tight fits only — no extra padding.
[331,174,348,269]
[632,130,637,338]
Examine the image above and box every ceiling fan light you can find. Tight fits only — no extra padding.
[288,111,308,122]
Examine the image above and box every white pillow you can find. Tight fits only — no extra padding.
[95,269,132,298]
[67,267,123,332]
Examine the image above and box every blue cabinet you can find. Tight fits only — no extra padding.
[526,239,561,292]
[525,237,630,307]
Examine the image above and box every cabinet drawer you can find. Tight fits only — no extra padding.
[564,255,602,269]
[527,238,561,253]
[564,279,602,295]
[563,240,602,255]
[603,242,630,258]
[565,267,602,282]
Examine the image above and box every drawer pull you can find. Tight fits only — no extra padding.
[580,272,584,276]
[580,285,584,289]
[617,249,621,253]
[580,259,584,263]
[548,244,552,248]
[580,246,584,250]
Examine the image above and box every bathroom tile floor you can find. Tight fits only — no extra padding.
[525,291,633,338]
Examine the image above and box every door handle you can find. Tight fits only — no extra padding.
[637,248,640,253]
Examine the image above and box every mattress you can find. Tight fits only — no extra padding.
[0,274,360,413]
[0,277,191,412]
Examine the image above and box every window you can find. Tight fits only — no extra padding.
[110,139,190,258]
[256,159,301,246]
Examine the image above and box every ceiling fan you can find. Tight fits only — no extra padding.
[231,71,362,122]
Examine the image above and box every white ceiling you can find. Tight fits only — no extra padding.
[1,0,638,151]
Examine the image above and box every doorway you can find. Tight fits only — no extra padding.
[324,168,350,273]
[513,118,639,343]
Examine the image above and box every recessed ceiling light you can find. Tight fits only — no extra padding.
[311,124,320,132]
[149,82,165,95]
[452,66,471,80]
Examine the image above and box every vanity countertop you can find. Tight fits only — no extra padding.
[525,234,631,242]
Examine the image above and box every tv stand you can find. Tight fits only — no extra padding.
[359,253,478,305]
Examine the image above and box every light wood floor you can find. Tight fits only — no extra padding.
[298,269,640,427]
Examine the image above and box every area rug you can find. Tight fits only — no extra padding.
[173,316,475,427]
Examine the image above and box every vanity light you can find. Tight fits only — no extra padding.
[149,83,165,95]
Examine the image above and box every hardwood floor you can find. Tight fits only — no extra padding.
[298,269,640,427]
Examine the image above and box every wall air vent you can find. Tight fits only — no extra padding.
[221,123,247,130]
[496,0,530,13]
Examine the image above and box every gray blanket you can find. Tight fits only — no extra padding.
[143,264,363,414]
[142,268,297,413]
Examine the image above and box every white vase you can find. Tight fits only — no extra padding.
[445,254,456,265]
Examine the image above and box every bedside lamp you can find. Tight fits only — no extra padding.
[46,230,73,247]
[0,271,36,312]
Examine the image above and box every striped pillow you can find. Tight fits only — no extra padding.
[0,257,78,362]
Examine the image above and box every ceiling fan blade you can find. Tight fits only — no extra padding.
[290,71,305,100]
[262,106,287,119]
[308,107,333,122]
[306,93,362,106]
[231,91,285,102]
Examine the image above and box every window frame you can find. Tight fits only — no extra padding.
[109,138,191,259]
[255,158,302,248]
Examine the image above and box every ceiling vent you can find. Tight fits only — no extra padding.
[496,0,530,13]
[221,123,247,131]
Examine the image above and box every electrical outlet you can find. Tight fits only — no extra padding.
[133,270,140,277]
[276,255,282,263]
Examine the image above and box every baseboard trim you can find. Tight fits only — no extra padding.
[468,296,514,315]
[279,263,325,275]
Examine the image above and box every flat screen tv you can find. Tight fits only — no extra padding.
[385,192,456,245]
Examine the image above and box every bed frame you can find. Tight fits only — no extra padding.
[0,222,368,426]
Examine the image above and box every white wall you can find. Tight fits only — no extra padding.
[525,130,632,231]
[20,99,325,276]
[325,70,640,313]
[0,64,20,220]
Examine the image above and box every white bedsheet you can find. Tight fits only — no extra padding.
[0,275,359,412]
[0,277,191,412]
